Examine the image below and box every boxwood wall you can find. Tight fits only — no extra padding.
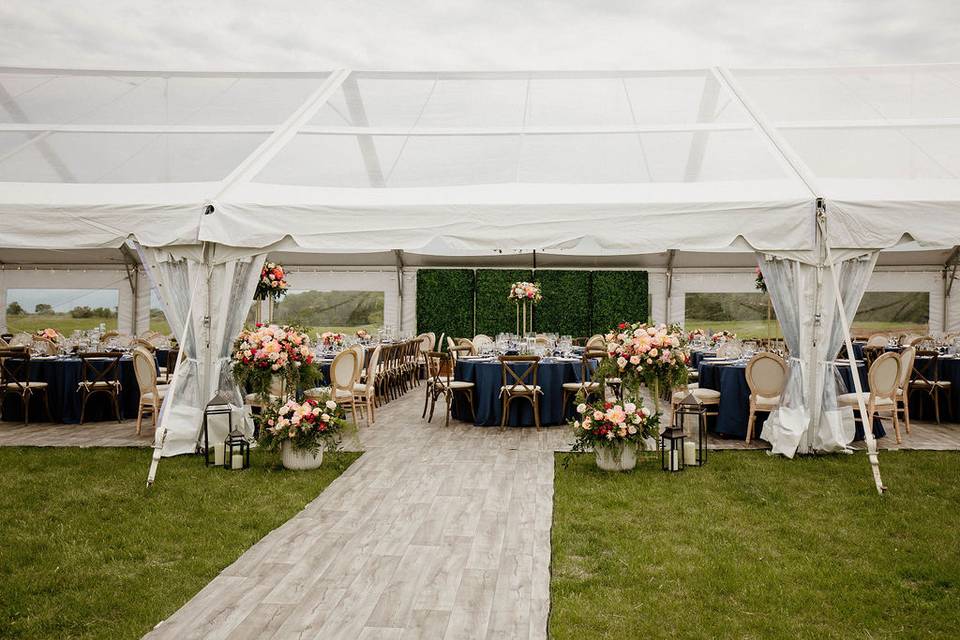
[590,270,649,334]
[475,269,533,336]
[416,269,474,347]
[533,270,592,338]
[416,268,648,339]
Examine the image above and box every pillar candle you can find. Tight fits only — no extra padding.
[669,447,680,471]
[213,443,225,466]
[231,452,244,470]
[683,441,699,466]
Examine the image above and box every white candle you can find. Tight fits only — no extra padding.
[683,441,699,466]
[231,452,244,470]
[669,447,680,471]
[213,443,224,466]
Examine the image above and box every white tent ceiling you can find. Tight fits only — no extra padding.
[0,64,958,263]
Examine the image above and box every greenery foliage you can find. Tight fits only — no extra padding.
[551,450,960,639]
[0,446,358,640]
[590,270,649,334]
[533,270,591,337]
[475,269,533,336]
[416,269,475,347]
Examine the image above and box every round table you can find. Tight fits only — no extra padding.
[697,359,883,441]
[452,357,591,427]
[906,355,960,423]
[1,355,144,423]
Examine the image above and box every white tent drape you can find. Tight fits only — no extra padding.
[812,253,879,452]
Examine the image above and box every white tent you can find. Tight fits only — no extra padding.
[1,65,959,484]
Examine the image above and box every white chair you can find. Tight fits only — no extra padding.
[472,334,493,351]
[865,334,889,348]
[895,346,916,437]
[716,341,743,359]
[745,352,787,444]
[839,351,901,443]
[132,346,168,434]
[585,334,606,350]
[306,348,359,419]
[353,344,381,426]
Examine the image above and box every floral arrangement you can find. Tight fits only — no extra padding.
[256,394,354,455]
[356,329,370,340]
[569,398,659,453]
[254,261,290,301]
[710,330,737,347]
[508,281,542,304]
[687,328,706,343]
[34,328,61,342]
[595,322,689,407]
[755,266,767,293]
[232,324,321,402]
[321,331,346,347]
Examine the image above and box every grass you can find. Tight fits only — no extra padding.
[0,447,359,640]
[551,450,960,639]
[6,314,118,335]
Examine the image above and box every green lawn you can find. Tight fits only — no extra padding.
[685,319,929,340]
[6,314,119,335]
[552,450,960,639]
[0,447,359,640]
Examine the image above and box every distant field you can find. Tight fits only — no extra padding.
[685,319,929,340]
[6,314,118,335]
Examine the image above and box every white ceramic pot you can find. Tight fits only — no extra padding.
[595,441,637,472]
[281,440,324,470]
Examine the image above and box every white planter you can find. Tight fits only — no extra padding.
[281,440,324,470]
[595,441,637,472]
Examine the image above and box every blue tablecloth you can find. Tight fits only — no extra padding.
[907,356,960,422]
[697,359,883,441]
[1,356,144,423]
[452,357,591,427]
[318,347,373,385]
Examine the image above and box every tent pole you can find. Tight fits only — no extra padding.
[394,250,404,331]
[665,249,676,324]
[943,246,959,332]
[818,211,885,494]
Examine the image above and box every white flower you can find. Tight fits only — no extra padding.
[325,400,337,410]
[320,413,330,421]
[624,402,636,413]
[576,403,587,414]
[628,425,637,434]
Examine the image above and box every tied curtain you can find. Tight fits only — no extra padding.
[758,252,878,457]
[137,243,266,456]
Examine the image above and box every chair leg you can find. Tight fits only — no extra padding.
[445,393,452,428]
[137,403,144,435]
[746,408,756,444]
[532,396,541,432]
[500,396,510,431]
[428,390,438,423]
[902,395,911,434]
[891,405,901,444]
[465,391,476,422]
[22,392,29,426]
[561,390,568,422]
[934,389,941,425]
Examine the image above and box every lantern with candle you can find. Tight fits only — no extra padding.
[203,391,235,467]
[224,428,250,471]
[659,426,686,472]
[672,391,708,467]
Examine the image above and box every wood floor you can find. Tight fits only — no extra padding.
[1,387,958,639]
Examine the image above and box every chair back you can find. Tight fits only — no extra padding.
[329,348,359,394]
[364,344,382,388]
[472,334,493,350]
[581,348,605,383]
[448,345,472,363]
[585,334,605,350]
[131,346,158,396]
[897,346,916,390]
[861,345,884,369]
[133,338,156,352]
[499,355,540,394]
[447,336,458,352]
[745,352,787,398]
[425,350,453,386]
[912,349,940,386]
[868,352,901,397]
[0,347,31,392]
[865,334,889,348]
[437,332,446,352]
[456,338,477,355]
[79,352,122,389]
[350,345,365,384]
[426,332,436,351]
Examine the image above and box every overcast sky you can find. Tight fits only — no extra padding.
[1,0,958,71]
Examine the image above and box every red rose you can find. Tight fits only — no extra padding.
[618,322,627,329]
[604,402,612,409]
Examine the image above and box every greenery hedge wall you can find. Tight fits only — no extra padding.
[475,269,532,336]
[534,270,592,338]
[415,268,649,340]
[416,269,474,347]
[590,270,649,334]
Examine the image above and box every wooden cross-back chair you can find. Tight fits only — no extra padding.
[561,348,604,417]
[77,351,123,424]
[910,349,952,425]
[423,350,475,427]
[498,355,542,431]
[0,347,51,424]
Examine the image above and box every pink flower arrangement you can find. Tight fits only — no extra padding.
[508,281,542,304]
[234,324,314,372]
[710,330,737,347]
[570,398,659,449]
[256,395,353,455]
[254,261,290,301]
[355,329,370,340]
[755,266,767,293]
[688,328,706,342]
[321,331,345,347]
[35,328,61,342]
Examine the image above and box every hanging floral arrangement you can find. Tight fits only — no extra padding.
[755,266,767,293]
[254,261,290,301]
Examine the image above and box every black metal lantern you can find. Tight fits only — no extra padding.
[660,426,686,472]
[673,391,707,467]
[203,391,234,467]
[224,428,250,471]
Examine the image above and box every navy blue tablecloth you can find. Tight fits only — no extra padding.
[1,356,144,423]
[697,359,882,441]
[906,356,960,422]
[452,357,591,427]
